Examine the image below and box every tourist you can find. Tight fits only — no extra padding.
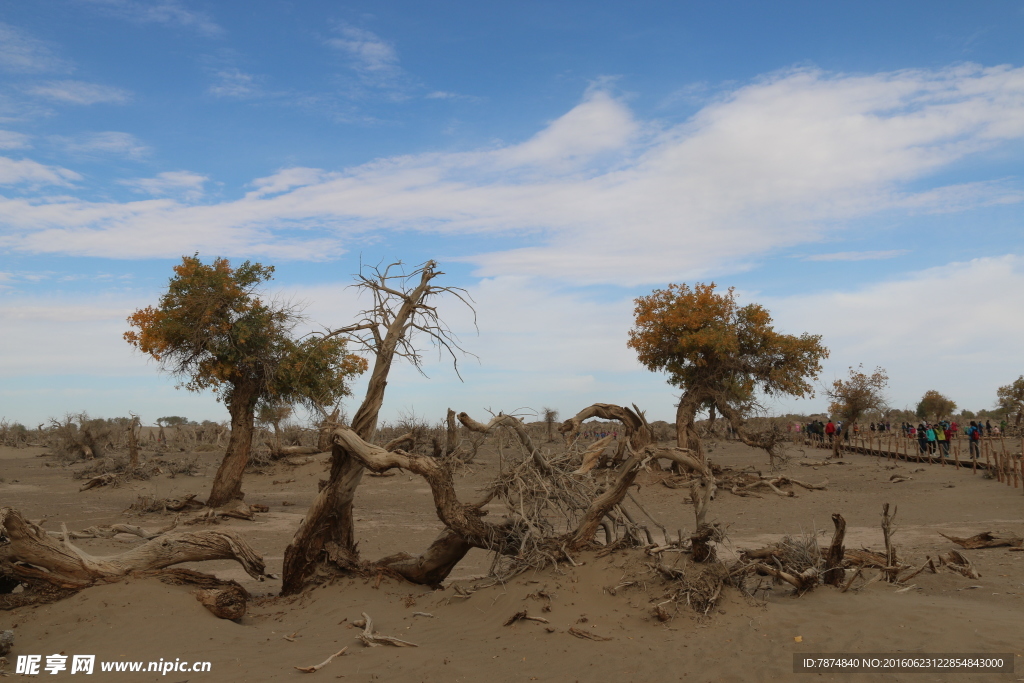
[968,421,982,459]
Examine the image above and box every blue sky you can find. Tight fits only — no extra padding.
[2,0,1024,427]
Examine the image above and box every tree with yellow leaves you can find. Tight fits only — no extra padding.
[628,282,828,462]
[125,255,366,507]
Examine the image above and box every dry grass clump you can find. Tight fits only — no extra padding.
[643,553,730,619]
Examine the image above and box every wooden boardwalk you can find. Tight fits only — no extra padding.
[804,434,1023,490]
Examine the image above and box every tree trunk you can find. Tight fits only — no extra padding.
[280,441,365,595]
[127,415,140,469]
[206,384,258,508]
[823,513,846,586]
[675,390,706,463]
[282,265,441,593]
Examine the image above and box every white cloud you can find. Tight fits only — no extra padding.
[119,171,208,200]
[207,68,262,98]
[0,23,69,73]
[803,250,909,262]
[55,131,149,158]
[248,167,329,197]
[766,255,1024,413]
[0,156,80,186]
[326,24,411,96]
[425,91,482,103]
[28,80,131,105]
[78,0,222,36]
[327,25,400,74]
[0,130,31,149]
[1,64,1024,280]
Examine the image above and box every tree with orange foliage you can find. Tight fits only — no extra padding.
[125,255,366,507]
[827,365,888,456]
[628,283,827,462]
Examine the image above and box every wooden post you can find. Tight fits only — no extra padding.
[952,437,961,469]
[1001,436,1010,486]
[984,438,991,475]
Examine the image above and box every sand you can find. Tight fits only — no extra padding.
[2,439,1022,682]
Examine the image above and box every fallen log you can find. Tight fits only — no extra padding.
[46,518,178,541]
[939,531,1023,549]
[0,507,266,609]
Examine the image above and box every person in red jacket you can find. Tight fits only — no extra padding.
[825,420,836,445]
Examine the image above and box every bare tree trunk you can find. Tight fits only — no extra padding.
[280,439,365,595]
[207,384,257,508]
[127,414,140,469]
[675,390,706,463]
[282,263,462,593]
[823,513,846,586]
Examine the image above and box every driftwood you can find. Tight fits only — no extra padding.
[295,647,348,673]
[568,627,612,641]
[938,550,980,579]
[46,518,178,541]
[140,567,251,620]
[729,476,827,498]
[0,507,266,609]
[503,610,549,625]
[575,436,614,474]
[357,612,418,647]
[939,531,1023,549]
[752,563,819,593]
[270,445,322,459]
[79,473,116,491]
[194,585,247,620]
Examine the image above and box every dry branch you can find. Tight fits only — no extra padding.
[357,612,418,647]
[295,647,348,673]
[938,550,980,579]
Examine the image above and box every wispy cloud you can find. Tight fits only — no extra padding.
[0,23,70,73]
[425,91,483,103]
[802,250,909,262]
[120,171,207,200]
[53,131,149,158]
[325,24,413,98]
[206,67,263,99]
[27,80,131,105]
[77,0,222,36]
[0,156,80,186]
[0,130,32,149]
[2,65,1024,280]
[327,25,400,75]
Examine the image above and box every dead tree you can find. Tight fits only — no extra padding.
[0,507,266,612]
[823,513,846,586]
[281,261,475,595]
[283,403,652,591]
[127,413,141,469]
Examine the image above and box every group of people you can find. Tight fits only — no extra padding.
[793,417,1000,460]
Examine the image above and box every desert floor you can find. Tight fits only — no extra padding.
[2,438,1022,682]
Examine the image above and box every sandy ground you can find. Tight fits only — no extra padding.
[2,439,1023,682]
